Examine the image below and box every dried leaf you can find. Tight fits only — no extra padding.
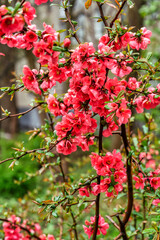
[105,2,117,9]
[114,0,120,6]
[85,0,92,9]
[9,160,16,170]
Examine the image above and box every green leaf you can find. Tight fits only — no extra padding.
[127,0,134,8]
[142,125,148,134]
[52,46,67,52]
[104,105,110,110]
[52,211,58,218]
[46,152,55,157]
[117,192,127,199]
[142,228,156,234]
[146,52,152,60]
[133,137,138,150]
[108,186,114,193]
[12,2,21,16]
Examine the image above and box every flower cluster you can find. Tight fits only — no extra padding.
[83,215,109,239]
[79,150,126,198]
[2,215,55,240]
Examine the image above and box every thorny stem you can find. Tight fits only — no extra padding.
[110,0,127,28]
[92,117,104,240]
[0,218,41,240]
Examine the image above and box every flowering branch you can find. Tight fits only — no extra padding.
[92,117,104,240]
[0,218,41,240]
[64,2,81,44]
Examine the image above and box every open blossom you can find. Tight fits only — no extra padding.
[116,99,131,125]
[1,15,24,34]
[3,215,56,240]
[22,2,36,24]
[150,177,160,190]
[129,27,152,50]
[22,65,41,95]
[35,0,53,5]
[47,94,66,116]
[83,215,109,239]
[133,173,145,189]
[79,183,100,197]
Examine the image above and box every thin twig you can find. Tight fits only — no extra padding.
[106,215,120,230]
[0,138,64,165]
[64,5,81,44]
[110,0,127,28]
[70,211,79,240]
[96,2,108,27]
[114,233,123,240]
[0,102,44,122]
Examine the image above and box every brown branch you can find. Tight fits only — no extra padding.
[121,124,133,226]
[0,218,41,240]
[0,147,45,165]
[20,0,26,7]
[92,117,104,240]
[106,215,120,230]
[117,215,128,240]
[110,0,127,28]
[142,193,146,240]
[0,102,44,122]
[0,138,65,165]
[64,6,81,44]
[114,233,123,240]
[96,2,108,27]
[70,210,79,240]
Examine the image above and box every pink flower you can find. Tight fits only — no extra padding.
[83,215,109,239]
[35,0,53,5]
[129,27,152,50]
[47,94,66,116]
[152,199,160,206]
[22,2,36,24]
[127,77,141,90]
[25,30,38,43]
[64,38,71,48]
[116,99,131,125]
[150,177,160,190]
[22,65,41,95]
[79,187,90,197]
[0,52,5,56]
[133,173,145,189]
[1,15,24,34]
[56,139,78,155]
